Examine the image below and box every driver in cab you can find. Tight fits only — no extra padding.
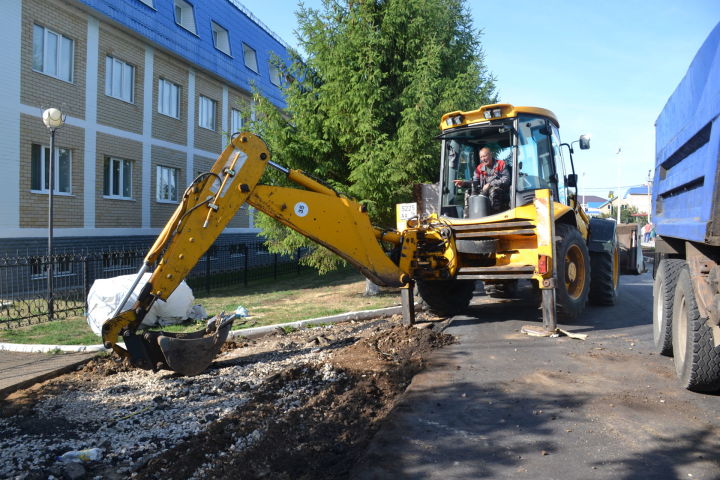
[453,147,511,213]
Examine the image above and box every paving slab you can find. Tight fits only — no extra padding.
[0,350,97,398]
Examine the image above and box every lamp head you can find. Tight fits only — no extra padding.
[42,107,65,129]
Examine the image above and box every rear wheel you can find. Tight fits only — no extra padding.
[671,267,720,392]
[555,224,591,320]
[652,259,685,356]
[415,279,475,317]
[589,246,619,306]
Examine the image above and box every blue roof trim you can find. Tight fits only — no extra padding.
[76,0,290,108]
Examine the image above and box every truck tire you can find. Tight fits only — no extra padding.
[589,248,619,306]
[652,259,685,356]
[415,279,475,317]
[671,267,720,392]
[555,223,591,320]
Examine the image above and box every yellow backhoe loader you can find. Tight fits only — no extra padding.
[101,103,620,375]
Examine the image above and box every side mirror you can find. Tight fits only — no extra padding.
[579,134,591,150]
[567,173,578,188]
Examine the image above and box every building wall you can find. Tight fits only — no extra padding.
[96,23,145,134]
[150,145,185,228]
[151,51,188,146]
[194,74,223,154]
[1,0,287,255]
[21,0,88,120]
[19,114,86,228]
[95,132,143,228]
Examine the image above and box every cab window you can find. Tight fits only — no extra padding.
[550,124,568,205]
[517,115,554,197]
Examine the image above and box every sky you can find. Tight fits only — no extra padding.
[237,0,720,199]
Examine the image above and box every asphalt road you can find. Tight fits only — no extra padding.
[353,270,720,480]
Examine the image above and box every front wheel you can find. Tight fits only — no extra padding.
[555,224,591,321]
[671,267,720,392]
[415,279,475,317]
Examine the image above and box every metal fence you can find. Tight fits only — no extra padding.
[0,243,307,329]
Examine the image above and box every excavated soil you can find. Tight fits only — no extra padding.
[0,314,452,479]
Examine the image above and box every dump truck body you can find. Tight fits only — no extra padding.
[652,22,720,391]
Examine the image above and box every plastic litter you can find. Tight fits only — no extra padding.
[235,305,249,317]
[57,448,102,463]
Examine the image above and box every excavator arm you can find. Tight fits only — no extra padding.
[101,133,409,375]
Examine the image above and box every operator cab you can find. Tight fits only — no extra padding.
[437,103,583,219]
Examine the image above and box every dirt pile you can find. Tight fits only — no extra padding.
[0,316,452,479]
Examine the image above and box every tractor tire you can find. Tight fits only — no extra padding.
[589,248,619,306]
[652,259,685,356]
[671,267,720,392]
[555,223,591,321]
[415,279,475,317]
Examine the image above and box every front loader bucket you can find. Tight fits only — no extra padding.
[145,314,235,376]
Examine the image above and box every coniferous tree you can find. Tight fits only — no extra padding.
[247,0,496,272]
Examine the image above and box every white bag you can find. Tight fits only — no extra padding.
[86,273,195,336]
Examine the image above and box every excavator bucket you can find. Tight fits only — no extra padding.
[144,314,235,376]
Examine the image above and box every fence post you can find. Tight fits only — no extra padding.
[243,244,248,287]
[273,253,278,280]
[296,248,301,275]
[83,256,90,312]
[204,249,211,295]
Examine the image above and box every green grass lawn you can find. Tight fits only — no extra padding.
[0,268,400,345]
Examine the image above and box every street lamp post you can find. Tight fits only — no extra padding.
[615,147,622,224]
[42,107,65,320]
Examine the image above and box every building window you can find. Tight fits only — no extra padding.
[31,144,71,194]
[231,108,243,133]
[211,21,231,55]
[32,24,74,82]
[30,255,72,279]
[156,165,179,202]
[174,0,196,34]
[198,95,216,130]
[269,62,281,86]
[158,78,180,118]
[105,56,135,103]
[103,157,133,199]
[242,43,258,72]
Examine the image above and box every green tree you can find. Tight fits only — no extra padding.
[601,204,648,226]
[248,0,496,272]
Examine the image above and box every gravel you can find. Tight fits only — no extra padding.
[0,324,347,479]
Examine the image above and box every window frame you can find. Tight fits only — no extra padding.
[269,61,281,86]
[105,56,135,103]
[156,165,179,203]
[198,95,217,131]
[103,157,133,200]
[230,108,243,134]
[211,21,231,56]
[32,24,74,83]
[158,78,180,118]
[173,0,197,34]
[242,43,258,73]
[31,144,72,195]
